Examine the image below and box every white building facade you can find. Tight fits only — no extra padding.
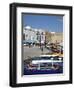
[23,26,45,44]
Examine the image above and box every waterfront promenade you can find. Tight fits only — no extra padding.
[23,46,51,60]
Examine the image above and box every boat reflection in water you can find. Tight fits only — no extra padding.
[24,55,63,75]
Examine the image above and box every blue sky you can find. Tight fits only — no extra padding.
[22,14,63,32]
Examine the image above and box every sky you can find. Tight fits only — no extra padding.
[22,14,63,32]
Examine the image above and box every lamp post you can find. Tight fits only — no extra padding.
[40,34,41,48]
[45,35,46,48]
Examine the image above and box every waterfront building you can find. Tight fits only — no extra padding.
[45,31,63,44]
[50,32,63,43]
[23,26,45,44]
[23,25,63,45]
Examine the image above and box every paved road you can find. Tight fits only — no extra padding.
[23,46,51,60]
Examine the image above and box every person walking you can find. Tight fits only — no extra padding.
[41,45,44,54]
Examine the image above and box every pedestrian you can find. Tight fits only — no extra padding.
[41,46,43,52]
[29,43,31,48]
